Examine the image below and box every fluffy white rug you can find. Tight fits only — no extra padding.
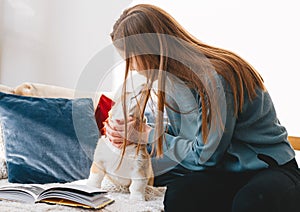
[0,177,165,212]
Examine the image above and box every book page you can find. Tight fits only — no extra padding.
[41,183,106,194]
[36,184,113,209]
[37,184,107,204]
[0,182,113,209]
[0,184,44,203]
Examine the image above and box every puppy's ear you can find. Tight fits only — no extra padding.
[14,83,35,96]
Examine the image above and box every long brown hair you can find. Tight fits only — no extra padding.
[110,4,266,157]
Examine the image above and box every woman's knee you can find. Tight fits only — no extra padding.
[232,186,277,212]
[232,185,300,212]
[232,168,300,212]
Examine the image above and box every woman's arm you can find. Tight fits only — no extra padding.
[149,89,237,171]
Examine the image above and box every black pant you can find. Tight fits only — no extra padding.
[154,158,300,212]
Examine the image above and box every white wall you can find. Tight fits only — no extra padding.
[0,0,3,68]
[0,0,132,90]
[0,0,298,136]
[129,0,299,136]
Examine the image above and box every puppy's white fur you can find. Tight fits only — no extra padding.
[87,90,153,201]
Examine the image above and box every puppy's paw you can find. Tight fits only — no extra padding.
[86,175,102,188]
[129,193,146,201]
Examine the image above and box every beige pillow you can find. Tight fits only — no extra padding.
[14,82,75,99]
[0,84,14,94]
[14,82,105,110]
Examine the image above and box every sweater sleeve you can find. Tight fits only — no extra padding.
[148,88,237,171]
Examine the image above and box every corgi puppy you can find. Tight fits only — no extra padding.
[87,90,153,201]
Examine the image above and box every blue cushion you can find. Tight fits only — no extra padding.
[0,92,99,183]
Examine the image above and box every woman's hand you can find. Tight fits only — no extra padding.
[105,117,152,149]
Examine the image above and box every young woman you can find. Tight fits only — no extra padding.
[105,4,300,212]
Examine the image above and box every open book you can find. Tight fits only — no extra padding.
[0,183,114,209]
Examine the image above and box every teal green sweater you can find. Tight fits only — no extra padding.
[148,75,295,174]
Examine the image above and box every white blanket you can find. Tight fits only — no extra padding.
[0,177,165,212]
